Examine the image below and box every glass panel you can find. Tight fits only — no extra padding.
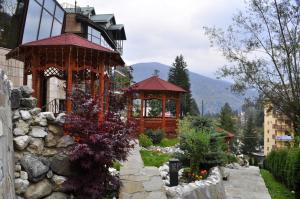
[166,99,176,117]
[44,0,55,14]
[92,36,100,45]
[54,6,64,23]
[0,0,26,48]
[88,26,92,34]
[133,99,141,118]
[51,19,62,36]
[22,0,42,43]
[88,34,92,41]
[38,9,53,39]
[146,99,162,117]
[35,0,43,5]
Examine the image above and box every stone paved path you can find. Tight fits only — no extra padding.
[223,166,271,199]
[119,143,167,199]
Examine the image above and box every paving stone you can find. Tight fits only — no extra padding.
[143,176,164,192]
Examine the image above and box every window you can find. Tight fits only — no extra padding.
[22,0,64,43]
[87,26,114,50]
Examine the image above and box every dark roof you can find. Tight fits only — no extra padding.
[91,14,115,23]
[108,24,126,40]
[127,76,186,93]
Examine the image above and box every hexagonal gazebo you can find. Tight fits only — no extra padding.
[125,75,186,136]
[7,33,124,123]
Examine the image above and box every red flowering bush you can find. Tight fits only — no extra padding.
[63,90,136,199]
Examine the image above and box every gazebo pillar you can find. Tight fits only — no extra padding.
[31,55,41,108]
[66,48,73,113]
[127,94,132,120]
[140,92,145,133]
[90,74,95,98]
[176,95,180,119]
[162,94,166,132]
[98,62,105,124]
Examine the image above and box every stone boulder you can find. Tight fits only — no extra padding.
[20,86,34,98]
[29,126,48,138]
[14,135,31,150]
[55,113,65,125]
[11,87,22,109]
[44,192,68,199]
[21,97,37,109]
[20,110,32,120]
[56,135,74,148]
[40,112,56,121]
[30,108,41,116]
[45,132,57,147]
[27,138,44,154]
[20,154,49,182]
[15,120,30,135]
[15,178,30,194]
[24,179,53,199]
[48,124,63,136]
[50,154,71,176]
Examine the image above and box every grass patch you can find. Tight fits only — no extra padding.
[155,138,179,147]
[113,161,122,171]
[261,169,294,199]
[140,150,171,167]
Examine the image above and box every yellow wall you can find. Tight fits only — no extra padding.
[264,104,294,155]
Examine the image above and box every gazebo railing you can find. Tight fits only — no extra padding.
[42,98,66,115]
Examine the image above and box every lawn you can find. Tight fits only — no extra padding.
[140,150,171,167]
[155,138,179,147]
[260,169,295,199]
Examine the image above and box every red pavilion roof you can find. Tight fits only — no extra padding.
[21,33,114,53]
[128,76,186,93]
[6,33,125,66]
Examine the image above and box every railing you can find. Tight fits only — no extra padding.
[42,98,66,115]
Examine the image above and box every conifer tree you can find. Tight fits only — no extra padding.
[241,112,257,155]
[219,103,235,132]
[168,55,192,116]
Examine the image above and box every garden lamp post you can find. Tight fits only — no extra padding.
[169,158,181,186]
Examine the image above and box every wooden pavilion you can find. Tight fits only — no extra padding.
[6,33,124,123]
[125,76,186,136]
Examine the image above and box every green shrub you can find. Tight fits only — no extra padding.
[145,129,164,144]
[157,138,179,147]
[139,134,153,148]
[226,154,238,164]
[113,161,122,171]
[264,148,300,191]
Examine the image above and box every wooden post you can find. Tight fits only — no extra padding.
[98,62,105,124]
[90,73,95,98]
[31,54,41,107]
[23,64,27,85]
[140,92,145,133]
[66,47,73,113]
[127,94,132,120]
[106,78,110,113]
[162,94,166,132]
[176,95,180,119]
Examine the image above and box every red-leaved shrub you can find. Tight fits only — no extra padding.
[63,90,136,199]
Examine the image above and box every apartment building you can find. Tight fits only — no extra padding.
[264,104,294,155]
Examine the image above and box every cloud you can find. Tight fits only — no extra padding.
[59,0,244,78]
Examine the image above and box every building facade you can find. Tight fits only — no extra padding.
[264,104,294,155]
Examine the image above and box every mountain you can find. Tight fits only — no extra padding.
[131,62,256,114]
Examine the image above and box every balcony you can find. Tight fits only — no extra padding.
[275,135,293,142]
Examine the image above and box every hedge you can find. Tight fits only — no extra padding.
[264,148,300,191]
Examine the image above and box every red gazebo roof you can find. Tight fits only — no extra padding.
[21,33,114,53]
[6,33,125,66]
[128,76,186,93]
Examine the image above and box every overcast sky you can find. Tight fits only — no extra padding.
[59,0,245,79]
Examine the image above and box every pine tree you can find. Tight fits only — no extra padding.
[241,113,257,155]
[219,103,234,132]
[190,98,200,116]
[168,55,192,116]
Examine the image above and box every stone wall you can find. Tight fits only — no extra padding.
[165,167,226,199]
[0,70,15,199]
[12,86,73,199]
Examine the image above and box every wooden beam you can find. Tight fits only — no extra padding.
[98,62,105,124]
[31,54,40,107]
[162,94,166,132]
[90,73,95,98]
[140,92,145,133]
[66,48,73,113]
[176,95,180,119]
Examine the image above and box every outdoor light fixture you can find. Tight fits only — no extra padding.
[169,158,181,186]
